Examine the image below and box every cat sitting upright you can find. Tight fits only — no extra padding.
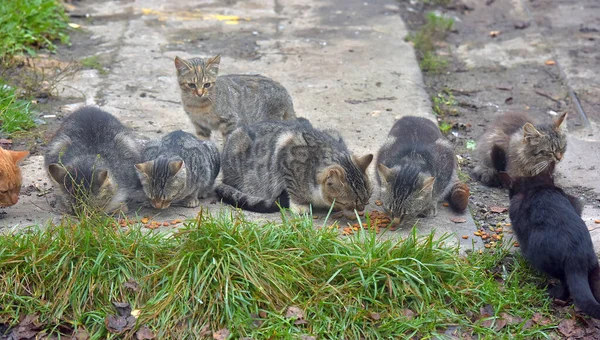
[216,118,373,218]
[493,146,600,319]
[45,106,146,214]
[135,130,220,209]
[473,112,567,186]
[376,116,469,229]
[175,55,296,139]
[0,147,29,207]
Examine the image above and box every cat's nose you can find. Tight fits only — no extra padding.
[555,152,563,161]
[152,199,163,209]
[195,89,203,96]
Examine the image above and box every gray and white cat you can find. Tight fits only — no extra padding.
[473,112,567,187]
[175,55,296,139]
[135,130,220,209]
[45,106,145,214]
[376,116,469,229]
[216,119,373,218]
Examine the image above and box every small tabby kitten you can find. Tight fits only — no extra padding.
[216,119,373,218]
[135,130,220,209]
[45,107,145,214]
[0,147,29,207]
[493,146,600,319]
[175,55,296,139]
[473,112,567,186]
[376,116,469,229]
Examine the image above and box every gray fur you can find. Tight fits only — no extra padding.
[376,116,458,227]
[216,119,373,216]
[136,130,220,209]
[44,106,146,214]
[175,55,296,139]
[473,112,567,186]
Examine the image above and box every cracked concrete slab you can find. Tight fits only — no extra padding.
[1,0,477,249]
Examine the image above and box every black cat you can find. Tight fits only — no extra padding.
[493,145,600,318]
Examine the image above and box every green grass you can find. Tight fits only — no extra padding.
[0,0,70,58]
[0,211,558,338]
[80,56,107,75]
[0,79,35,134]
[407,12,454,74]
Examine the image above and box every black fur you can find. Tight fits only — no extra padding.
[215,184,290,213]
[493,146,600,318]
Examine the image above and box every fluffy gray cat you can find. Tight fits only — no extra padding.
[135,130,220,209]
[473,112,567,186]
[175,55,296,139]
[216,119,373,218]
[376,116,469,229]
[45,106,145,214]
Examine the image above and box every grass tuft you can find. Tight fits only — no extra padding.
[0,210,557,338]
[407,12,454,74]
[0,0,70,58]
[0,79,35,135]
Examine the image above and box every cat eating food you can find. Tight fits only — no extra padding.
[175,55,297,139]
[376,116,469,229]
[0,147,29,207]
[45,106,146,215]
[136,130,220,209]
[473,112,567,186]
[216,118,372,218]
[493,145,600,319]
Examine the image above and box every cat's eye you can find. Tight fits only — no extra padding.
[0,190,8,194]
[203,83,211,89]
[187,83,196,89]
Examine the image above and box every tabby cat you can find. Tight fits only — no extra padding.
[45,106,145,214]
[216,118,373,218]
[376,116,469,229]
[493,146,600,319]
[135,130,220,209]
[0,147,29,207]
[175,55,296,139]
[473,112,567,186]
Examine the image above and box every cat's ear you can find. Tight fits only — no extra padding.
[497,171,512,189]
[168,160,184,176]
[8,150,29,165]
[205,55,221,74]
[319,165,346,187]
[377,164,393,183]
[553,112,567,131]
[134,161,153,178]
[420,177,435,194]
[523,123,542,141]
[95,169,109,187]
[48,164,68,184]
[174,56,192,74]
[352,154,373,173]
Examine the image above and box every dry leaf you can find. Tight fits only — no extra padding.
[124,279,140,292]
[558,319,578,337]
[370,312,381,321]
[401,309,415,320]
[489,206,507,213]
[285,306,305,320]
[213,328,230,340]
[135,326,156,340]
[450,217,467,223]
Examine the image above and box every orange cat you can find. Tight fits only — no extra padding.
[0,147,29,207]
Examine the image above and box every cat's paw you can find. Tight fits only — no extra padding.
[547,284,569,301]
[473,166,500,187]
[179,198,200,208]
[289,202,310,215]
[419,206,437,218]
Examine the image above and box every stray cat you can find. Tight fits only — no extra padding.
[175,55,296,139]
[493,146,600,319]
[376,116,469,229]
[135,130,220,209]
[0,147,29,207]
[473,112,567,186]
[45,106,145,214]
[216,118,373,218]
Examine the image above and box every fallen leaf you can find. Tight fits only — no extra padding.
[113,301,131,317]
[558,319,578,337]
[68,23,81,29]
[401,309,415,320]
[213,328,230,340]
[480,304,494,318]
[124,279,140,292]
[450,217,467,223]
[499,312,522,325]
[73,328,91,340]
[370,312,381,321]
[105,315,135,334]
[135,326,156,340]
[481,318,494,328]
[131,309,141,318]
[300,336,317,340]
[494,317,508,331]
[545,60,556,65]
[490,206,508,213]
[521,319,534,330]
[532,312,551,326]
[285,306,305,320]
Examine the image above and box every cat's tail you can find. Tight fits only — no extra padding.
[215,184,289,213]
[566,268,600,318]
